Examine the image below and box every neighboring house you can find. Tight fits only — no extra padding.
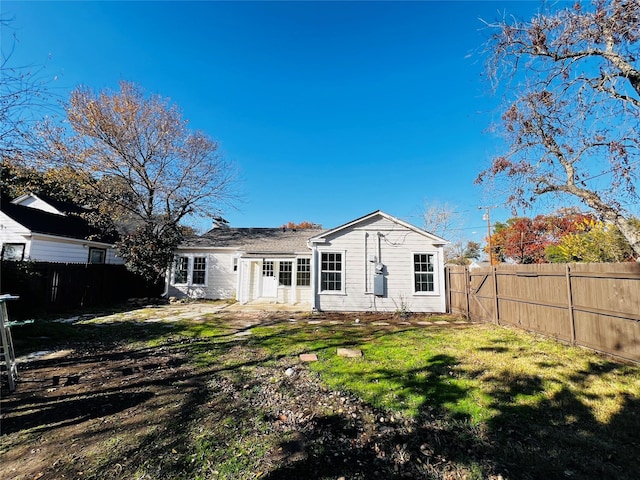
[169,210,448,313]
[0,193,122,264]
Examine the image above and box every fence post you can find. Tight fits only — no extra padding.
[493,265,500,325]
[446,267,451,314]
[565,264,577,345]
[465,266,470,320]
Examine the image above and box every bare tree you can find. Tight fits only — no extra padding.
[422,201,461,240]
[0,17,55,156]
[421,201,478,264]
[33,81,236,279]
[476,0,640,257]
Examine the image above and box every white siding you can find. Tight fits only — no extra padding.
[168,250,237,300]
[168,252,315,305]
[0,213,122,264]
[314,216,446,313]
[28,236,123,264]
[0,212,32,259]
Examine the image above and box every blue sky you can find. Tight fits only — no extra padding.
[1,0,545,240]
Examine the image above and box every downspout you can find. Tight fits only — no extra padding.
[308,240,319,311]
[235,256,242,303]
[364,232,369,293]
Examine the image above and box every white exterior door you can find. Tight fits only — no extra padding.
[261,261,277,297]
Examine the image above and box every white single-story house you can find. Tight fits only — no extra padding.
[168,210,448,313]
[0,193,122,264]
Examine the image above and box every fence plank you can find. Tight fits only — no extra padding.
[446,263,640,364]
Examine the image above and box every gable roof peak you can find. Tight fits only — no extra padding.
[308,210,448,245]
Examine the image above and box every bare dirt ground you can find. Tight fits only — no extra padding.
[1,304,477,480]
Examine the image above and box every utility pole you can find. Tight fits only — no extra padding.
[479,206,497,265]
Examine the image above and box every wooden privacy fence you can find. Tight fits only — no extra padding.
[0,261,163,319]
[446,263,640,363]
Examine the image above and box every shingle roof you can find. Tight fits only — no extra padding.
[181,227,325,254]
[12,192,89,215]
[1,197,116,243]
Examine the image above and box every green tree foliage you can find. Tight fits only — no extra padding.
[477,0,640,258]
[547,218,635,263]
[31,81,235,280]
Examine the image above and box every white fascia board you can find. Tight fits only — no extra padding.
[174,246,239,251]
[30,232,115,248]
[309,210,449,245]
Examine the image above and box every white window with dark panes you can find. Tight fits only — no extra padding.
[296,258,310,286]
[88,247,106,264]
[279,261,292,286]
[413,253,435,293]
[263,261,274,277]
[174,256,189,284]
[320,252,343,292]
[192,257,207,285]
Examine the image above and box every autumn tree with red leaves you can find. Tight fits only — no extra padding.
[477,0,640,258]
[491,210,595,263]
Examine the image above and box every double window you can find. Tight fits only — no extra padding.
[320,252,343,292]
[414,253,435,293]
[173,256,207,286]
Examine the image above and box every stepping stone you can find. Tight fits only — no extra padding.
[299,353,318,362]
[434,320,449,325]
[337,348,363,358]
[308,320,322,325]
[372,321,390,326]
[416,321,433,326]
[233,329,253,337]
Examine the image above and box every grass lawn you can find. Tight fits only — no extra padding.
[2,305,639,480]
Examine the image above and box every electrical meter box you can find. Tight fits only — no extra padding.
[374,274,385,296]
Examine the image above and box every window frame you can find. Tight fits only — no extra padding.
[88,247,106,264]
[412,252,438,295]
[278,261,292,286]
[172,255,209,286]
[1,243,25,261]
[296,258,311,287]
[173,256,189,285]
[192,256,207,286]
[262,260,274,277]
[319,251,345,294]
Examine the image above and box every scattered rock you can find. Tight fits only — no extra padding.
[337,348,363,358]
[299,353,318,362]
[285,367,296,377]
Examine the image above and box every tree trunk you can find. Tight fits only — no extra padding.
[614,217,640,261]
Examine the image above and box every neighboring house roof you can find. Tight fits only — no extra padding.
[1,195,116,243]
[308,210,448,245]
[180,227,326,254]
[11,192,89,216]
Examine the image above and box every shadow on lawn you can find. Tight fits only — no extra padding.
[4,316,640,480]
[261,334,640,480]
